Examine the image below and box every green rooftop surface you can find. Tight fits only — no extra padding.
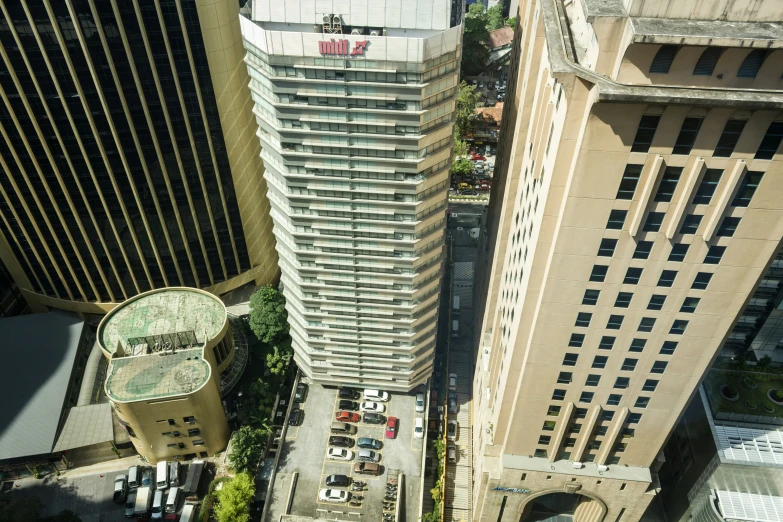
[106,348,210,402]
[99,288,225,354]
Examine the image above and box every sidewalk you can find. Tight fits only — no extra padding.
[57,455,140,480]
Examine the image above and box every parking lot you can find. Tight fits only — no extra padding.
[265,382,425,522]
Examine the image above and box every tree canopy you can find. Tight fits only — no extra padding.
[248,286,289,344]
[462,3,490,75]
[486,4,505,31]
[455,81,481,139]
[266,341,293,376]
[214,473,255,522]
[228,426,267,473]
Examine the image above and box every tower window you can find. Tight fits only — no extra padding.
[673,117,704,155]
[649,45,679,74]
[737,49,768,78]
[693,47,722,76]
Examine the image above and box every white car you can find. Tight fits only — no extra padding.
[363,389,390,402]
[360,401,386,413]
[415,393,426,413]
[449,373,457,390]
[448,420,458,441]
[319,489,350,503]
[414,417,425,439]
[327,448,354,461]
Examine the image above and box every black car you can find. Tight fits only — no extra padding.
[329,436,355,448]
[294,383,308,403]
[339,388,360,400]
[289,408,303,426]
[325,474,350,487]
[363,413,386,425]
[356,437,383,450]
[339,400,359,411]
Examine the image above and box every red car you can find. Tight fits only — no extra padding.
[386,416,398,439]
[472,154,486,161]
[336,411,360,423]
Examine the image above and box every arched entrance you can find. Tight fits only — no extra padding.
[520,491,606,522]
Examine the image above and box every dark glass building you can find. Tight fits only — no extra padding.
[0,0,277,312]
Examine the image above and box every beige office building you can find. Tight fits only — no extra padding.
[471,1,783,522]
[0,0,277,315]
[98,287,231,464]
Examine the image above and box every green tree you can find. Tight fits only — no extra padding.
[758,355,773,369]
[243,377,278,427]
[248,286,289,344]
[453,136,469,157]
[455,81,481,139]
[505,16,517,28]
[451,158,474,177]
[266,341,293,376]
[486,4,505,31]
[462,3,490,75]
[228,426,267,473]
[214,473,255,522]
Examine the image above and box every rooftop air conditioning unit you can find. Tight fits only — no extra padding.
[572,462,583,469]
[369,30,380,36]
[323,15,332,23]
[351,28,363,35]
[332,15,342,24]
[597,465,609,472]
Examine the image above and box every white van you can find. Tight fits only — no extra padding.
[156,461,169,490]
[165,487,181,514]
[452,319,459,338]
[127,465,139,490]
[151,489,165,519]
[180,504,196,522]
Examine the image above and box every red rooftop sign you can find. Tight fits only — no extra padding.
[318,39,369,56]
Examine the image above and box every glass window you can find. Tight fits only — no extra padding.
[563,353,579,366]
[670,320,689,334]
[601,410,616,421]
[633,241,654,259]
[624,267,643,284]
[579,392,594,404]
[607,210,628,230]
[650,45,679,74]
[534,449,548,458]
[569,425,581,434]
[552,389,567,400]
[547,405,561,416]
[692,272,713,290]
[651,361,669,374]
[660,341,678,355]
[680,214,703,234]
[598,238,618,257]
[585,374,601,387]
[658,270,678,287]
[693,169,723,204]
[704,246,726,264]
[643,212,665,232]
[558,372,573,384]
[575,408,588,419]
[538,435,552,445]
[628,413,643,423]
[654,167,682,202]
[755,122,783,160]
[638,317,656,332]
[693,47,722,76]
[607,394,622,406]
[616,165,644,199]
[714,119,746,157]
[732,172,764,206]
[607,315,624,330]
[737,49,768,78]
[680,297,700,313]
[642,379,659,392]
[575,313,592,327]
[621,358,638,371]
[583,289,600,305]
[614,377,630,389]
[599,336,616,350]
[615,292,633,308]
[632,115,661,153]
[668,243,690,262]
[590,265,609,282]
[673,117,704,155]
[648,294,667,310]
[592,355,608,369]
[717,217,741,237]
[635,397,651,409]
[629,338,647,352]
[543,421,556,431]
[569,334,585,347]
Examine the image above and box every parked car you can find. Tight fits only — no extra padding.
[168,462,180,488]
[415,393,426,413]
[354,462,381,475]
[487,81,495,90]
[128,466,140,490]
[124,491,137,518]
[448,445,457,463]
[151,489,165,520]
[289,408,303,426]
[471,154,486,161]
[141,468,154,489]
[338,400,359,411]
[335,411,360,423]
[339,388,360,400]
[294,383,308,403]
[363,389,390,402]
[448,420,458,441]
[497,93,505,101]
[358,449,380,462]
[329,436,355,448]
[326,474,350,487]
[448,392,459,414]
[461,190,478,196]
[386,417,398,439]
[114,474,128,504]
[319,489,350,503]
[449,373,458,390]
[360,401,386,413]
[357,437,383,450]
[328,448,354,461]
[414,417,425,439]
[478,80,484,88]
[364,413,386,425]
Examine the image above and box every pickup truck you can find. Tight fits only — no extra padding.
[113,474,128,504]
[134,486,153,517]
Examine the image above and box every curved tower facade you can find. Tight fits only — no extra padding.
[241,0,463,390]
[0,0,278,313]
